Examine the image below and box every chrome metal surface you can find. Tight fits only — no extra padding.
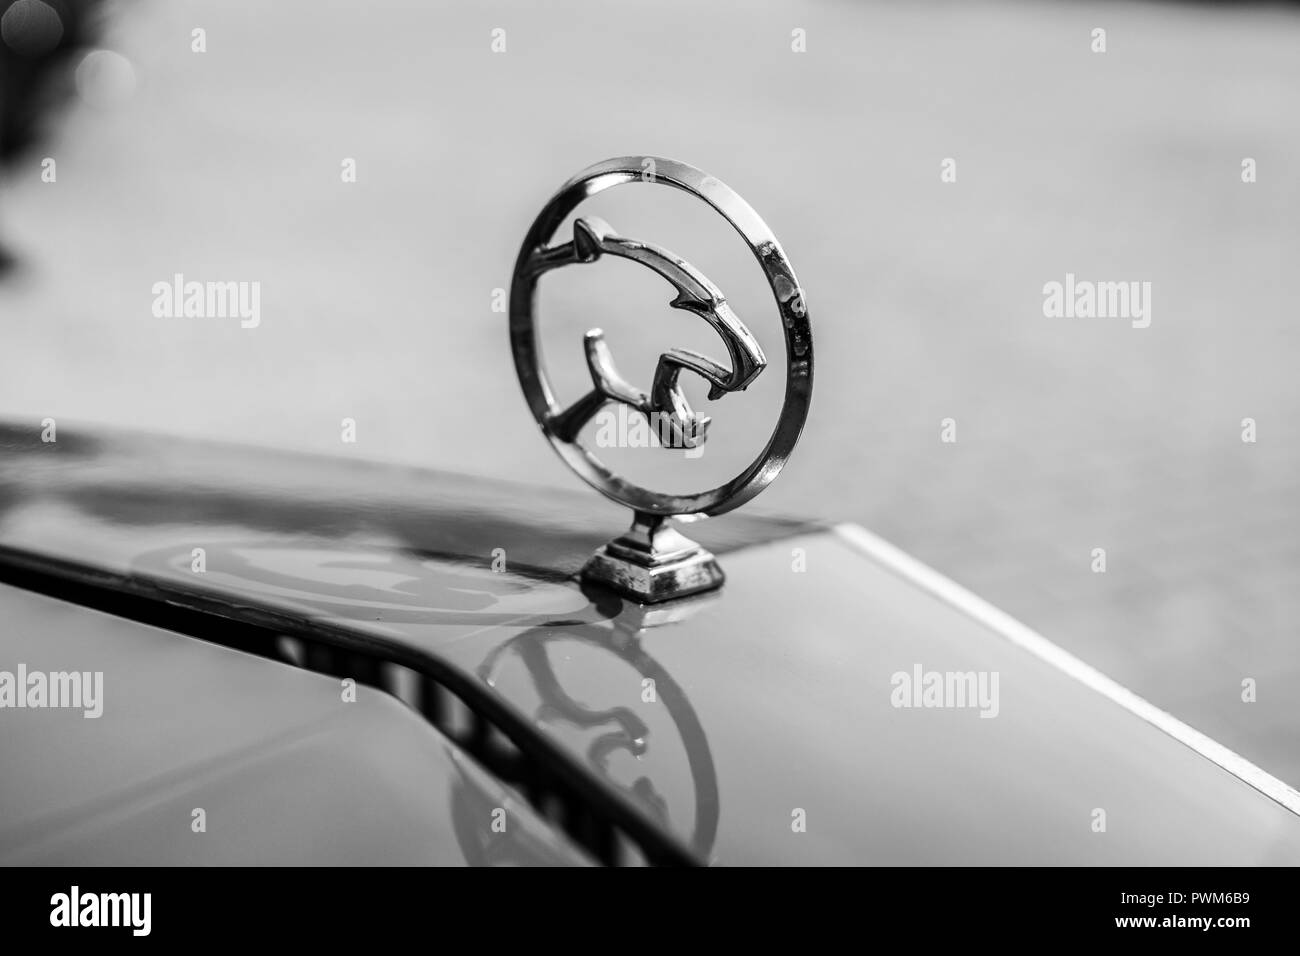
[581,510,725,603]
[509,157,814,602]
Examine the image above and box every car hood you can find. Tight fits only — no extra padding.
[2,421,1298,865]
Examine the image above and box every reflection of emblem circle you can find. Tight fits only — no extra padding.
[510,156,814,518]
[479,620,719,859]
[132,542,590,624]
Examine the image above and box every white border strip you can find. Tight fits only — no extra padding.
[834,522,1300,817]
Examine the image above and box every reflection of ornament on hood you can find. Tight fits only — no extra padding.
[477,597,720,860]
[130,541,589,626]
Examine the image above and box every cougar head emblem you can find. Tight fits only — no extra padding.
[525,215,766,449]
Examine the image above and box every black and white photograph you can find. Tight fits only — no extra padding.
[0,0,1295,931]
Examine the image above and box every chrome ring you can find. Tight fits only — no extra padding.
[510,156,813,518]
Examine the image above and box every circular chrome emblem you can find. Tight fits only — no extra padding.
[509,156,813,520]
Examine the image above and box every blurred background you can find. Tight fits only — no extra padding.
[2,0,1298,786]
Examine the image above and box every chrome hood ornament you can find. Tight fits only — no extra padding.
[510,157,813,603]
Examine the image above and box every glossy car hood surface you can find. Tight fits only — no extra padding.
[0,583,590,866]
[2,422,1298,865]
